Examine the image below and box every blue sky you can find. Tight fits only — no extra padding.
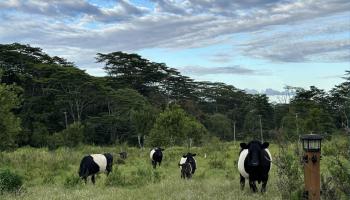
[0,0,349,97]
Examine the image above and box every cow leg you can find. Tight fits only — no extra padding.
[152,160,156,169]
[240,174,245,190]
[249,180,257,192]
[82,176,87,184]
[261,176,268,193]
[261,180,267,193]
[158,161,161,166]
[91,175,96,185]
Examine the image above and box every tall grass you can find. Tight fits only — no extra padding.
[0,138,348,199]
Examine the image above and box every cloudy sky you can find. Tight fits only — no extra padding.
[0,0,349,94]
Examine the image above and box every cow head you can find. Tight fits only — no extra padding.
[183,152,196,166]
[103,153,114,173]
[155,147,165,152]
[240,141,269,167]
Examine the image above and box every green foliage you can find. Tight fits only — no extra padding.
[0,43,349,149]
[275,145,303,199]
[0,169,23,194]
[208,154,226,169]
[321,175,340,200]
[328,158,350,197]
[0,83,22,150]
[205,114,232,140]
[323,136,350,198]
[148,104,208,146]
[30,122,49,147]
[49,123,84,148]
[131,103,157,137]
[64,174,81,188]
[0,139,348,200]
[84,88,151,145]
[105,169,126,187]
[106,166,163,187]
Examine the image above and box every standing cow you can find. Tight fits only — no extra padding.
[79,153,113,184]
[150,147,164,169]
[238,141,272,192]
[179,152,197,179]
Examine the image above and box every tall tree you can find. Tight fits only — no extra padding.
[330,71,350,132]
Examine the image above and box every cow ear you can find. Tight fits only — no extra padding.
[262,142,269,149]
[192,154,196,157]
[183,154,187,158]
[161,148,165,151]
[240,143,248,149]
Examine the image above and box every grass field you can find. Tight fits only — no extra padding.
[0,138,348,200]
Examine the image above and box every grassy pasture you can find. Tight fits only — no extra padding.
[0,138,348,200]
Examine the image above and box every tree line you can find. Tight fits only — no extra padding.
[0,43,349,150]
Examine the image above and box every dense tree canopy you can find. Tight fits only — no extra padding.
[0,43,348,149]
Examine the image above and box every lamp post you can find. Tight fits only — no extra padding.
[301,134,323,200]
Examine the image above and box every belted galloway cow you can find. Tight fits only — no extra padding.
[79,153,113,184]
[179,152,197,179]
[150,147,164,169]
[238,141,272,192]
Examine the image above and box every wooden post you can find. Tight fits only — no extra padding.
[301,134,322,200]
[303,152,321,200]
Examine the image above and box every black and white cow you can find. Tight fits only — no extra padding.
[150,147,164,169]
[238,141,272,193]
[79,153,113,184]
[179,153,197,179]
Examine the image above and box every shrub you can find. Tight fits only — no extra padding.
[322,136,350,198]
[64,174,81,188]
[49,122,84,149]
[321,175,340,200]
[275,145,303,199]
[0,169,23,194]
[148,104,207,146]
[105,169,126,187]
[327,156,350,197]
[208,154,226,169]
[115,158,126,165]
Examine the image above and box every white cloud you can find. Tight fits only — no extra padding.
[241,17,350,62]
[180,65,268,76]
[0,0,349,71]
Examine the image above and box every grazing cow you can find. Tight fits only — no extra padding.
[238,141,272,192]
[150,147,164,169]
[79,153,113,184]
[179,153,197,179]
[119,151,127,159]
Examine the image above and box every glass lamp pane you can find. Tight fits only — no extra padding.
[310,140,316,149]
[309,140,320,150]
[303,140,308,150]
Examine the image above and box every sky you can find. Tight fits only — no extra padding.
[0,0,349,97]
